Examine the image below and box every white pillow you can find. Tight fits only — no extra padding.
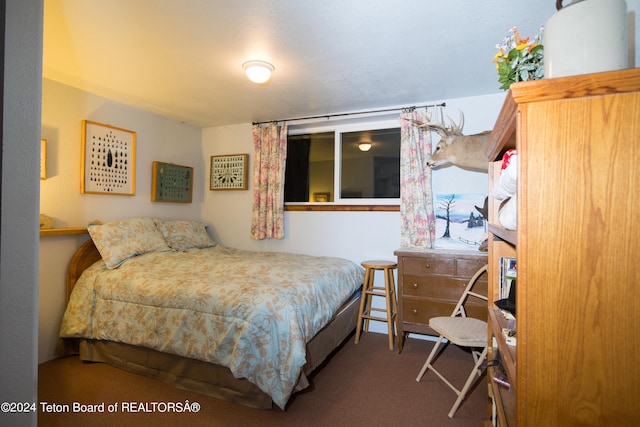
[153,219,216,251]
[88,217,171,269]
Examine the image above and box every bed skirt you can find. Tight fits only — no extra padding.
[63,290,361,409]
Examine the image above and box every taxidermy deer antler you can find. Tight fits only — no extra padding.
[413,111,490,172]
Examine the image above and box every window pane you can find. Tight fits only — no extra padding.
[285,132,334,202]
[340,128,400,199]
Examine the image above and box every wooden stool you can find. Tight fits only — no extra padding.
[355,260,398,350]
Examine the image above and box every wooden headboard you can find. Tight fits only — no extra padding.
[66,238,102,302]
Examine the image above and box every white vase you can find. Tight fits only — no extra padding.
[544,0,628,78]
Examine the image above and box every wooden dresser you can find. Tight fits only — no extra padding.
[394,249,487,351]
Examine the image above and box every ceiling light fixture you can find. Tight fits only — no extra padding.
[242,60,274,85]
[358,143,372,152]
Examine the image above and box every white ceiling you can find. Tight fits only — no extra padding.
[43,0,557,128]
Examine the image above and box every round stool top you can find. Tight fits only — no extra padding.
[361,260,397,269]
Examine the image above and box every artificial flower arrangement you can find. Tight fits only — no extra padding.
[494,26,544,90]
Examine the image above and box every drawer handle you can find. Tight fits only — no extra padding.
[412,309,418,315]
[412,283,418,289]
[424,263,430,269]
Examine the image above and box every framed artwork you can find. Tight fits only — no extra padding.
[81,120,136,195]
[313,192,330,202]
[40,139,47,180]
[210,154,248,190]
[151,161,193,203]
[434,193,487,251]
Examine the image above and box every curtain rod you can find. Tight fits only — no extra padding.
[251,102,446,126]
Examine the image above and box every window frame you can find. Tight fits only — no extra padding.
[285,118,401,210]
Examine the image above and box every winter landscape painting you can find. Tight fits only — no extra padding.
[434,193,487,251]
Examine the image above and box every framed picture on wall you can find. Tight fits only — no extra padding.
[40,139,47,180]
[434,193,487,251]
[210,154,248,190]
[81,120,136,196]
[151,161,194,203]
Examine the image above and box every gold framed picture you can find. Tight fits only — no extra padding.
[313,192,330,202]
[210,154,248,190]
[81,120,136,195]
[40,139,47,180]
[151,161,193,203]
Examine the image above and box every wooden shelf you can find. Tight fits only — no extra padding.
[508,67,640,104]
[485,68,640,425]
[487,224,516,246]
[489,308,516,388]
[40,227,88,236]
[488,365,516,427]
[487,68,640,162]
[486,92,517,161]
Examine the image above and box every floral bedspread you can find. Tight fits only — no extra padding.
[60,246,364,409]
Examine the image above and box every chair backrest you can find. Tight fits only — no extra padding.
[451,264,488,318]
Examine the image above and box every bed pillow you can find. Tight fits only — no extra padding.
[88,217,171,269]
[154,219,216,251]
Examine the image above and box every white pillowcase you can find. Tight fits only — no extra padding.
[153,219,216,251]
[88,217,171,269]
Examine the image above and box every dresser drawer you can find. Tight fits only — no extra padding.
[402,275,470,299]
[402,297,487,325]
[456,257,488,277]
[403,274,488,297]
[402,256,454,276]
[402,298,454,325]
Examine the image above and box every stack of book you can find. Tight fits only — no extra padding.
[499,257,517,300]
[498,256,517,345]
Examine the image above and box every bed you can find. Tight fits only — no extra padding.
[59,217,364,410]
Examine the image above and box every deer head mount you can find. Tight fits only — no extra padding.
[411,111,490,172]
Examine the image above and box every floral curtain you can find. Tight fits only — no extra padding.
[400,110,436,248]
[250,122,288,240]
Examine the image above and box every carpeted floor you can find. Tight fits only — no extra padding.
[38,333,488,426]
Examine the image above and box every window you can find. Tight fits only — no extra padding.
[285,132,335,202]
[285,121,400,207]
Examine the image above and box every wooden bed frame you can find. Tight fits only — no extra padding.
[63,238,361,409]
[66,239,103,302]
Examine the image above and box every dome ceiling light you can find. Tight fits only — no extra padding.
[242,60,274,85]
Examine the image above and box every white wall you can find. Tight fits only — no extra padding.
[201,92,506,334]
[38,79,203,362]
[40,79,204,225]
